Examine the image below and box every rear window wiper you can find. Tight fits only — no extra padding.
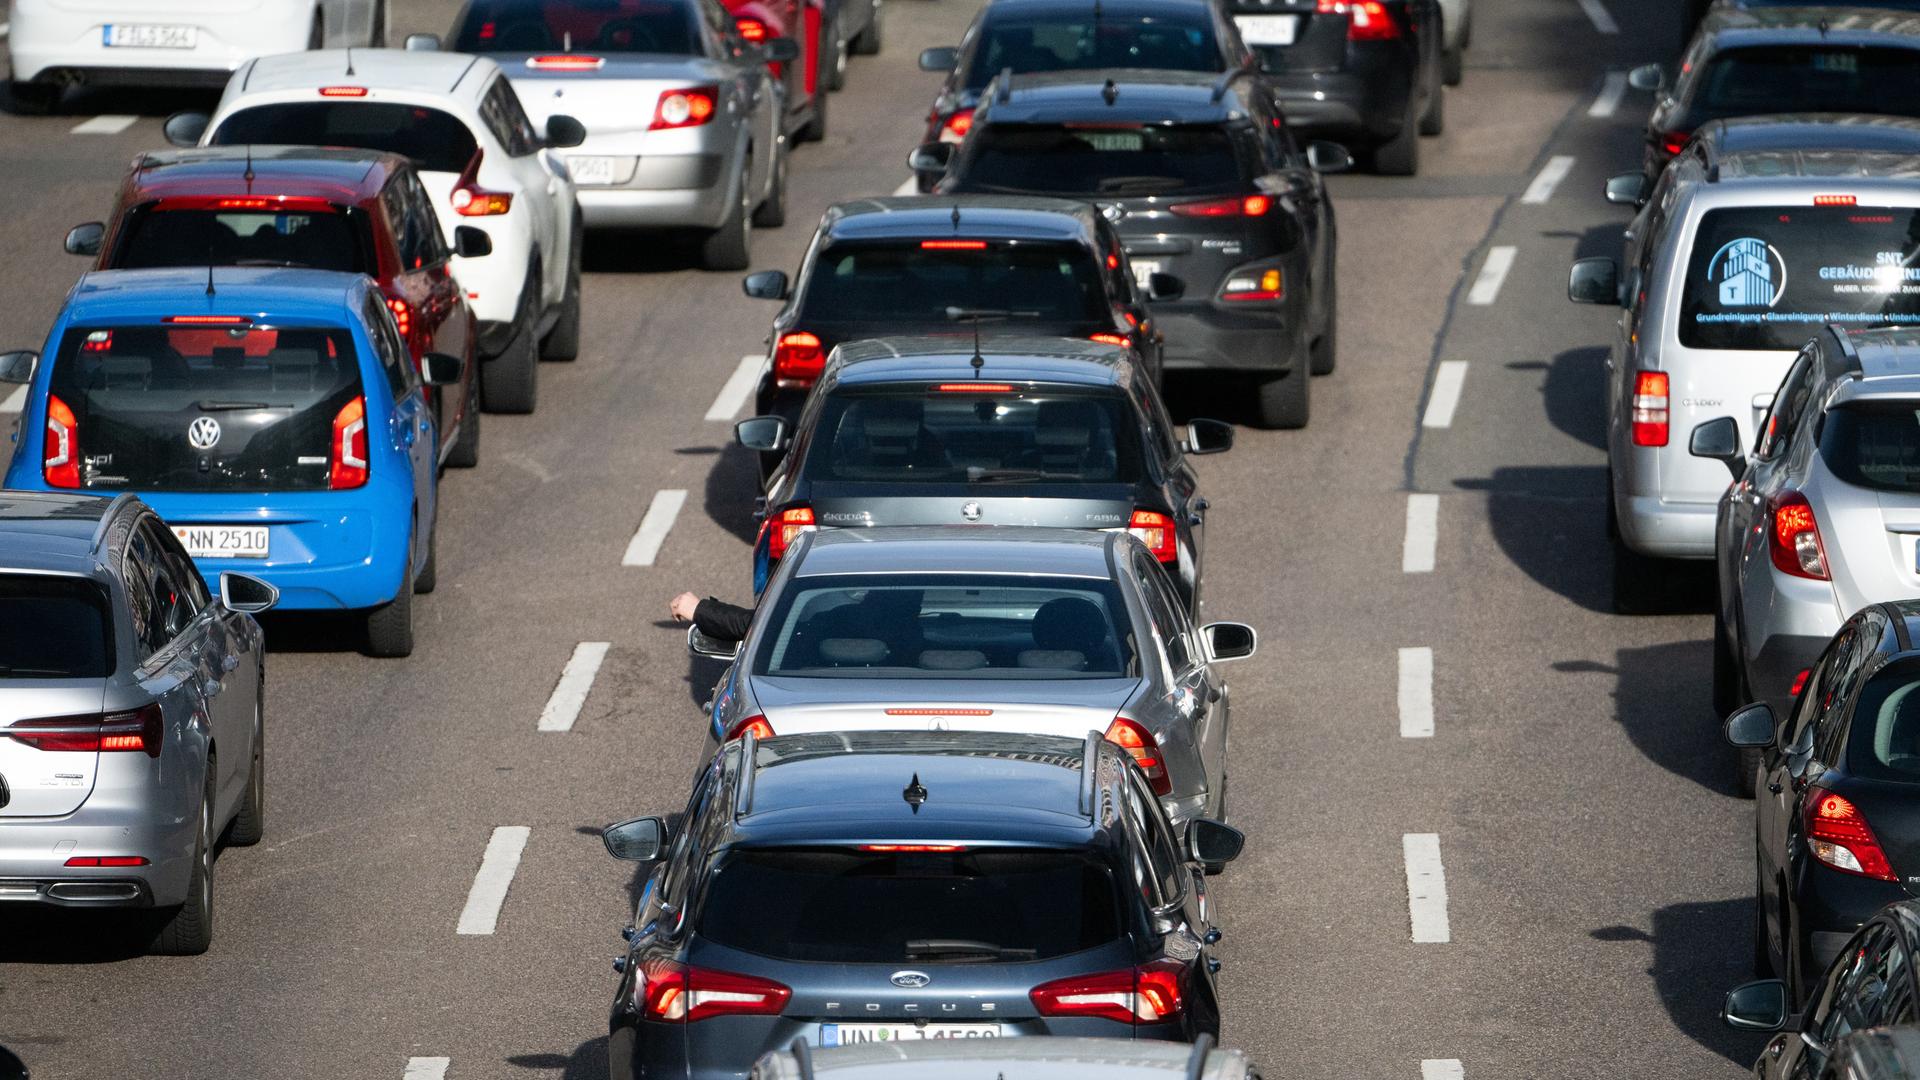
[903,938,1040,962]
[193,400,271,411]
[964,467,1072,484]
[1093,175,1184,195]
[0,665,75,677]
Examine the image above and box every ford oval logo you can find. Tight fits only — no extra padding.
[890,970,931,989]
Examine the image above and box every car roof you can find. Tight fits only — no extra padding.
[1699,114,1920,159]
[821,196,1101,243]
[122,146,401,204]
[792,525,1121,579]
[236,48,491,99]
[767,1036,1252,1079]
[1702,5,1920,44]
[825,336,1134,389]
[988,69,1251,124]
[62,267,376,325]
[0,492,130,572]
[981,0,1220,19]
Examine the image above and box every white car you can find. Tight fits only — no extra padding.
[171,49,586,414]
[7,0,386,113]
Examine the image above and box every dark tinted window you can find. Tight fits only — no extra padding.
[49,324,364,491]
[210,104,479,175]
[1679,207,1920,351]
[113,206,371,273]
[1689,46,1920,121]
[1846,659,1920,779]
[961,122,1250,196]
[965,13,1224,89]
[453,0,699,53]
[479,79,541,156]
[802,241,1109,323]
[1819,403,1920,492]
[699,848,1122,962]
[0,575,112,678]
[804,385,1146,484]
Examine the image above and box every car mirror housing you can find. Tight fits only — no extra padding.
[65,222,105,257]
[0,351,37,384]
[1689,416,1747,481]
[219,571,279,614]
[688,624,742,660]
[163,111,212,148]
[422,352,466,387]
[919,46,959,72]
[404,32,442,51]
[1604,172,1648,207]
[742,269,789,300]
[1567,258,1621,305]
[0,1044,25,1080]
[1183,418,1234,455]
[453,225,493,259]
[1724,702,1776,749]
[1628,63,1667,92]
[1722,980,1790,1032]
[545,114,588,149]
[1200,621,1257,663]
[1305,141,1354,174]
[735,416,789,452]
[908,142,955,175]
[603,817,667,862]
[762,37,801,62]
[1187,818,1245,865]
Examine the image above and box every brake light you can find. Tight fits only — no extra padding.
[386,297,412,339]
[939,108,975,143]
[1791,668,1811,696]
[1222,269,1284,302]
[164,315,251,325]
[1630,371,1668,447]
[1814,195,1858,207]
[933,383,1013,392]
[636,958,791,1022]
[1169,194,1269,218]
[451,187,513,217]
[43,394,79,489]
[5,704,164,758]
[885,707,993,716]
[920,239,987,250]
[65,855,149,867]
[1659,130,1690,157]
[1089,333,1129,346]
[1769,491,1829,580]
[1316,0,1398,40]
[735,16,768,42]
[765,505,814,560]
[318,86,368,97]
[1030,960,1186,1024]
[860,844,967,852]
[330,396,368,490]
[772,331,824,388]
[1128,509,1178,563]
[528,54,605,70]
[1105,716,1171,795]
[727,714,773,740]
[652,86,718,130]
[1805,788,1897,881]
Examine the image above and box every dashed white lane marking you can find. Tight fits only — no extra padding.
[537,642,611,732]
[1421,361,1468,429]
[622,488,689,567]
[1403,833,1452,943]
[1521,155,1576,204]
[1398,647,1435,738]
[71,115,137,135]
[705,354,762,422]
[1422,1062,1465,1080]
[0,386,24,414]
[403,1058,450,1080]
[1576,0,1619,34]
[1402,494,1438,574]
[455,826,530,936]
[891,176,919,197]
[1466,246,1515,306]
[1588,72,1628,118]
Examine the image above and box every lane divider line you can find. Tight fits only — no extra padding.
[1466,247,1515,306]
[1402,494,1438,574]
[1521,155,1576,205]
[0,385,24,414]
[705,354,762,422]
[1588,72,1627,118]
[1421,361,1468,429]
[403,1058,451,1080]
[456,826,531,936]
[1398,647,1434,738]
[891,176,919,197]
[71,115,137,135]
[537,642,611,733]
[622,489,689,567]
[1576,0,1619,34]
[1403,833,1452,943]
[1422,1061,1465,1080]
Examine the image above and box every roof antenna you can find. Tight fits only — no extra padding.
[345,46,355,77]
[950,202,962,231]
[1818,17,1830,37]
[1101,78,1118,106]
[243,144,255,186]
[902,772,928,813]
[970,319,984,375]
[564,30,573,52]
[206,264,216,297]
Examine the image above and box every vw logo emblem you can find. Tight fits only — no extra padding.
[187,416,222,450]
[890,970,931,989]
[961,501,982,522]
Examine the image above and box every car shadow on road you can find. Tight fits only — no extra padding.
[253,611,371,654]
[1554,638,1738,796]
[507,1036,610,1080]
[1507,345,1608,452]
[0,909,162,964]
[1591,897,1765,1067]
[0,83,219,119]
[581,229,720,275]
[701,441,763,547]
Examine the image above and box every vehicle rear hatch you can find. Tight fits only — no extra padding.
[110,198,373,276]
[808,484,1140,530]
[0,574,115,817]
[500,54,728,142]
[1808,401,1920,614]
[1224,0,1350,72]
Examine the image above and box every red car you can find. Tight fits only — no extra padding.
[728,0,831,141]
[64,145,490,469]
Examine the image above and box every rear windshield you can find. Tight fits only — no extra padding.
[699,848,1122,963]
[959,122,1250,197]
[210,104,479,175]
[112,206,371,274]
[0,575,111,679]
[805,385,1147,484]
[1820,403,1920,492]
[1848,660,1920,781]
[452,0,698,54]
[1689,46,1920,121]
[964,13,1224,89]
[48,324,363,492]
[801,241,1109,324]
[1679,207,1920,351]
[752,573,1136,678]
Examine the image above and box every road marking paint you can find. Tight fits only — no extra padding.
[622,489,689,567]
[1421,361,1468,429]
[1576,0,1618,33]
[891,176,919,196]
[403,1059,451,1080]
[0,386,24,414]
[1398,647,1434,738]
[455,826,530,935]
[0,22,11,37]
[705,354,762,422]
[1521,155,1576,204]
[1402,494,1438,574]
[537,642,611,732]
[71,115,137,135]
[1588,72,1627,118]
[1422,1062,1465,1080]
[1403,833,1451,943]
[1466,246,1515,306]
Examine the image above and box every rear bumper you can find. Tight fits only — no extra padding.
[7,9,308,86]
[576,155,735,230]
[1266,54,1417,145]
[1747,632,1830,719]
[140,498,410,611]
[1150,302,1297,373]
[0,812,194,909]
[1616,494,1716,559]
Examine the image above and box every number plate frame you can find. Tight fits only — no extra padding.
[172,525,270,559]
[1234,14,1299,45]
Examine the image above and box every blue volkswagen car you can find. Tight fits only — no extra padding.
[0,268,461,657]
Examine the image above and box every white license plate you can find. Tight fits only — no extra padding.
[566,155,622,186]
[104,24,199,49]
[1131,258,1163,289]
[172,525,268,559]
[1234,14,1299,45]
[820,1023,1004,1046]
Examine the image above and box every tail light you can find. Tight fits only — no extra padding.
[772,331,825,388]
[1105,716,1171,796]
[727,714,773,740]
[1630,371,1668,447]
[1128,509,1177,563]
[1030,960,1186,1024]
[44,393,80,488]
[318,86,369,97]
[65,856,148,867]
[1222,269,1284,302]
[1805,788,1897,881]
[1791,668,1811,696]
[635,957,791,1022]
[386,296,412,340]
[1317,0,1398,40]
[1768,491,1829,580]
[938,107,975,143]
[933,383,1014,392]
[652,87,718,131]
[1658,130,1690,157]
[1169,194,1269,218]
[451,149,512,217]
[860,844,967,852]
[735,16,769,42]
[528,55,605,70]
[1089,333,1130,347]
[1813,195,1858,207]
[330,396,369,490]
[764,505,815,561]
[5,704,164,758]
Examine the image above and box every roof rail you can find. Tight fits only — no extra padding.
[995,66,1014,104]
[790,1036,815,1080]
[90,493,139,553]
[1079,730,1101,817]
[734,728,760,820]
[1185,1033,1217,1080]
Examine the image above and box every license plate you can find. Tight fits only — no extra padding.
[172,525,268,559]
[104,24,199,49]
[1131,258,1164,289]
[566,155,623,186]
[819,1023,1004,1046]
[1234,14,1299,45]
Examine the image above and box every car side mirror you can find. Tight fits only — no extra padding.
[1200,621,1257,663]
[1689,416,1747,481]
[919,46,959,72]
[422,352,466,386]
[404,32,442,51]
[0,1045,25,1080]
[1147,272,1185,301]
[1183,418,1234,455]
[1187,818,1245,866]
[163,111,211,148]
[688,624,742,660]
[909,141,955,175]
[742,269,789,300]
[761,36,801,62]
[1305,140,1353,174]
[1724,702,1776,749]
[0,351,37,384]
[545,114,588,149]
[1722,980,1790,1032]
[603,817,667,862]
[1627,63,1667,93]
[736,415,789,452]
[219,571,279,614]
[453,225,493,258]
[1567,258,1620,305]
[1604,172,1648,207]
[65,222,105,257]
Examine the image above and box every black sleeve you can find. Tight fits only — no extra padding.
[693,597,754,642]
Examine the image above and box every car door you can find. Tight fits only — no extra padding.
[396,171,469,454]
[141,516,254,807]
[1759,624,1852,913]
[1124,769,1222,1035]
[480,77,567,310]
[366,296,436,551]
[1727,347,1818,657]
[124,520,226,797]
[1789,922,1915,1079]
[1135,549,1225,805]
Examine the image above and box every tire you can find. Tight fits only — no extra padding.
[1251,368,1309,429]
[480,322,538,414]
[851,0,883,55]
[1419,79,1445,137]
[1309,276,1338,376]
[1371,119,1419,176]
[7,81,60,116]
[1736,746,1761,800]
[700,165,753,271]
[308,13,325,49]
[822,13,847,92]
[796,59,829,142]
[446,374,481,468]
[225,695,266,847]
[149,770,216,955]
[364,551,416,658]
[752,145,788,228]
[1753,863,1775,977]
[1443,45,1463,87]
[370,0,389,46]
[414,520,438,595]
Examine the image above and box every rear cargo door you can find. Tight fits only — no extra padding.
[1230,0,1346,71]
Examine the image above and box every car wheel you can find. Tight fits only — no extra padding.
[480,322,538,414]
[1418,79,1444,136]
[701,165,754,271]
[226,695,266,847]
[1310,276,1337,376]
[751,144,788,228]
[1443,44,1464,86]
[446,374,481,468]
[822,13,847,91]
[414,518,438,595]
[149,769,216,955]
[364,551,416,658]
[1735,746,1761,800]
[1370,118,1418,176]
[7,81,61,116]
[852,0,882,54]
[1250,368,1309,429]
[607,1026,639,1080]
[797,54,829,142]
[370,0,389,46]
[309,11,325,49]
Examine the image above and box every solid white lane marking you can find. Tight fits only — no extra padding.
[403,1059,450,1080]
[1403,833,1452,943]
[71,115,137,135]
[456,826,530,935]
[537,642,611,732]
[1588,72,1627,118]
[705,353,762,422]
[1466,246,1515,306]
[1521,155,1577,204]
[0,386,24,414]
[1576,0,1619,34]
[1422,1062,1465,1080]
[1402,494,1438,574]
[1399,647,1434,738]
[1421,362,1468,429]
[891,176,919,197]
[623,489,689,567]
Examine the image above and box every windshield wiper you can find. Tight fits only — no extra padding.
[1093,175,1182,195]
[903,939,1039,962]
[193,400,270,411]
[0,665,73,677]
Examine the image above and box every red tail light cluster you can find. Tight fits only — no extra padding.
[764,505,815,560]
[652,87,718,131]
[1030,960,1186,1024]
[735,16,769,42]
[1316,0,1398,40]
[1658,131,1690,157]
[1089,333,1130,347]
[635,957,791,1022]
[1221,269,1284,303]
[43,393,79,488]
[1630,371,1668,447]
[65,855,149,867]
[1105,716,1171,795]
[1769,492,1829,580]
[451,149,512,217]
[1128,509,1177,563]
[939,108,975,143]
[1169,194,1269,218]
[726,714,774,740]
[773,331,825,388]
[386,296,413,340]
[330,396,369,490]
[1805,788,1897,881]
[4,704,164,758]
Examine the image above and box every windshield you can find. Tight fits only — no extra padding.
[800,241,1109,324]
[958,122,1249,197]
[112,205,371,274]
[210,104,479,175]
[699,847,1122,963]
[1819,402,1920,492]
[48,324,363,492]
[452,0,698,54]
[964,14,1224,89]
[1688,46,1920,122]
[1679,207,1920,350]
[805,385,1147,484]
[0,575,111,679]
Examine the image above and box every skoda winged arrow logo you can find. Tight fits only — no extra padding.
[961,501,982,522]
[187,416,222,451]
[890,970,932,989]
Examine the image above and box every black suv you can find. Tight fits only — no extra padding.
[599,730,1245,1080]
[921,70,1342,428]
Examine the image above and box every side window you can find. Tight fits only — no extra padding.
[382,182,426,273]
[1134,551,1194,673]
[1757,348,1817,460]
[1787,629,1853,754]
[480,79,541,157]
[148,519,210,615]
[658,763,717,916]
[1819,614,1886,764]
[405,172,451,265]
[1817,924,1904,1045]
[125,519,198,656]
[121,526,168,662]
[1128,770,1186,904]
[365,295,414,400]
[699,0,736,53]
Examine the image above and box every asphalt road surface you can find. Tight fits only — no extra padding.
[0,0,1760,1077]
